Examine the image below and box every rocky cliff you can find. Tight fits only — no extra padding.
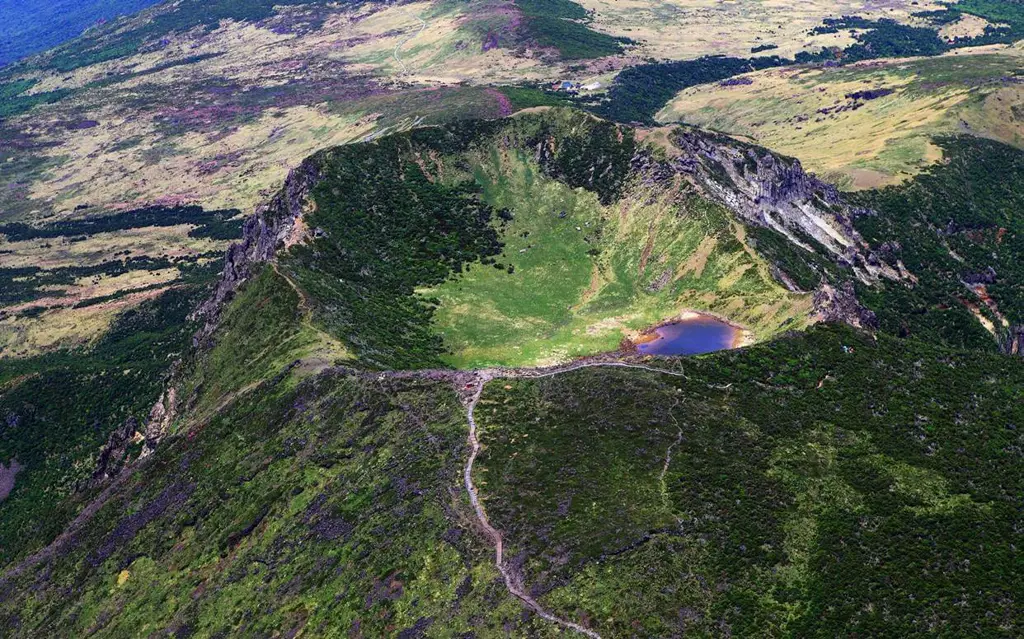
[812,281,879,330]
[87,417,139,488]
[134,155,324,457]
[192,156,323,346]
[999,324,1024,356]
[669,127,905,285]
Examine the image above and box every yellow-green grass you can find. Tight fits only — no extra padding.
[0,225,221,270]
[421,147,810,368]
[657,48,1024,189]
[575,0,947,61]
[0,286,170,358]
[0,225,224,358]
[8,1,546,222]
[177,266,352,421]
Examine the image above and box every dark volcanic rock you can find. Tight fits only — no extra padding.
[845,88,895,101]
[192,156,323,346]
[999,325,1024,356]
[88,481,194,567]
[962,266,998,285]
[812,281,878,329]
[87,416,139,489]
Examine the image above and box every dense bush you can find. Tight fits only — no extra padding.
[0,204,242,241]
[803,16,948,62]
[0,79,74,120]
[0,275,217,565]
[592,55,788,124]
[283,128,505,369]
[477,324,1023,636]
[915,1,1024,45]
[515,0,628,60]
[852,136,1024,350]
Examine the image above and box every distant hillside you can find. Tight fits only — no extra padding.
[0,0,162,67]
[3,0,1012,361]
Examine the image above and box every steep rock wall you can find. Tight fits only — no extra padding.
[192,155,323,346]
[669,127,905,285]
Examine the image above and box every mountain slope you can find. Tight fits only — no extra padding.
[2,0,1012,361]
[1,107,1021,637]
[1,320,1019,636]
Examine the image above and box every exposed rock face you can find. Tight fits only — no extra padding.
[812,281,879,330]
[141,387,176,458]
[670,127,902,284]
[999,325,1024,356]
[87,417,139,488]
[134,155,324,458]
[192,156,323,345]
[962,266,998,285]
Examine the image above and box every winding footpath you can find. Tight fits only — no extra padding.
[0,356,691,632]
[460,361,691,638]
[393,11,427,75]
[463,370,602,639]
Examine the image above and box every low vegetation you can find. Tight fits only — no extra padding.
[476,324,1023,636]
[0,1,1021,633]
[0,205,242,242]
[589,55,787,125]
[657,49,1023,188]
[0,280,216,565]
[2,314,1019,636]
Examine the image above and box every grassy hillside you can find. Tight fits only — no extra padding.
[0,205,237,358]
[0,107,1021,638]
[657,47,1024,188]
[0,0,1021,635]
[1,315,1019,636]
[0,367,527,636]
[425,142,806,367]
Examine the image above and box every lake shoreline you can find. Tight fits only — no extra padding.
[627,310,753,355]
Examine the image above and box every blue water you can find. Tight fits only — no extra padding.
[636,316,737,356]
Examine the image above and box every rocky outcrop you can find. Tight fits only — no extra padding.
[140,387,177,458]
[87,417,140,488]
[192,155,323,346]
[999,325,1024,356]
[135,154,324,457]
[670,127,903,284]
[0,458,23,502]
[812,281,879,330]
